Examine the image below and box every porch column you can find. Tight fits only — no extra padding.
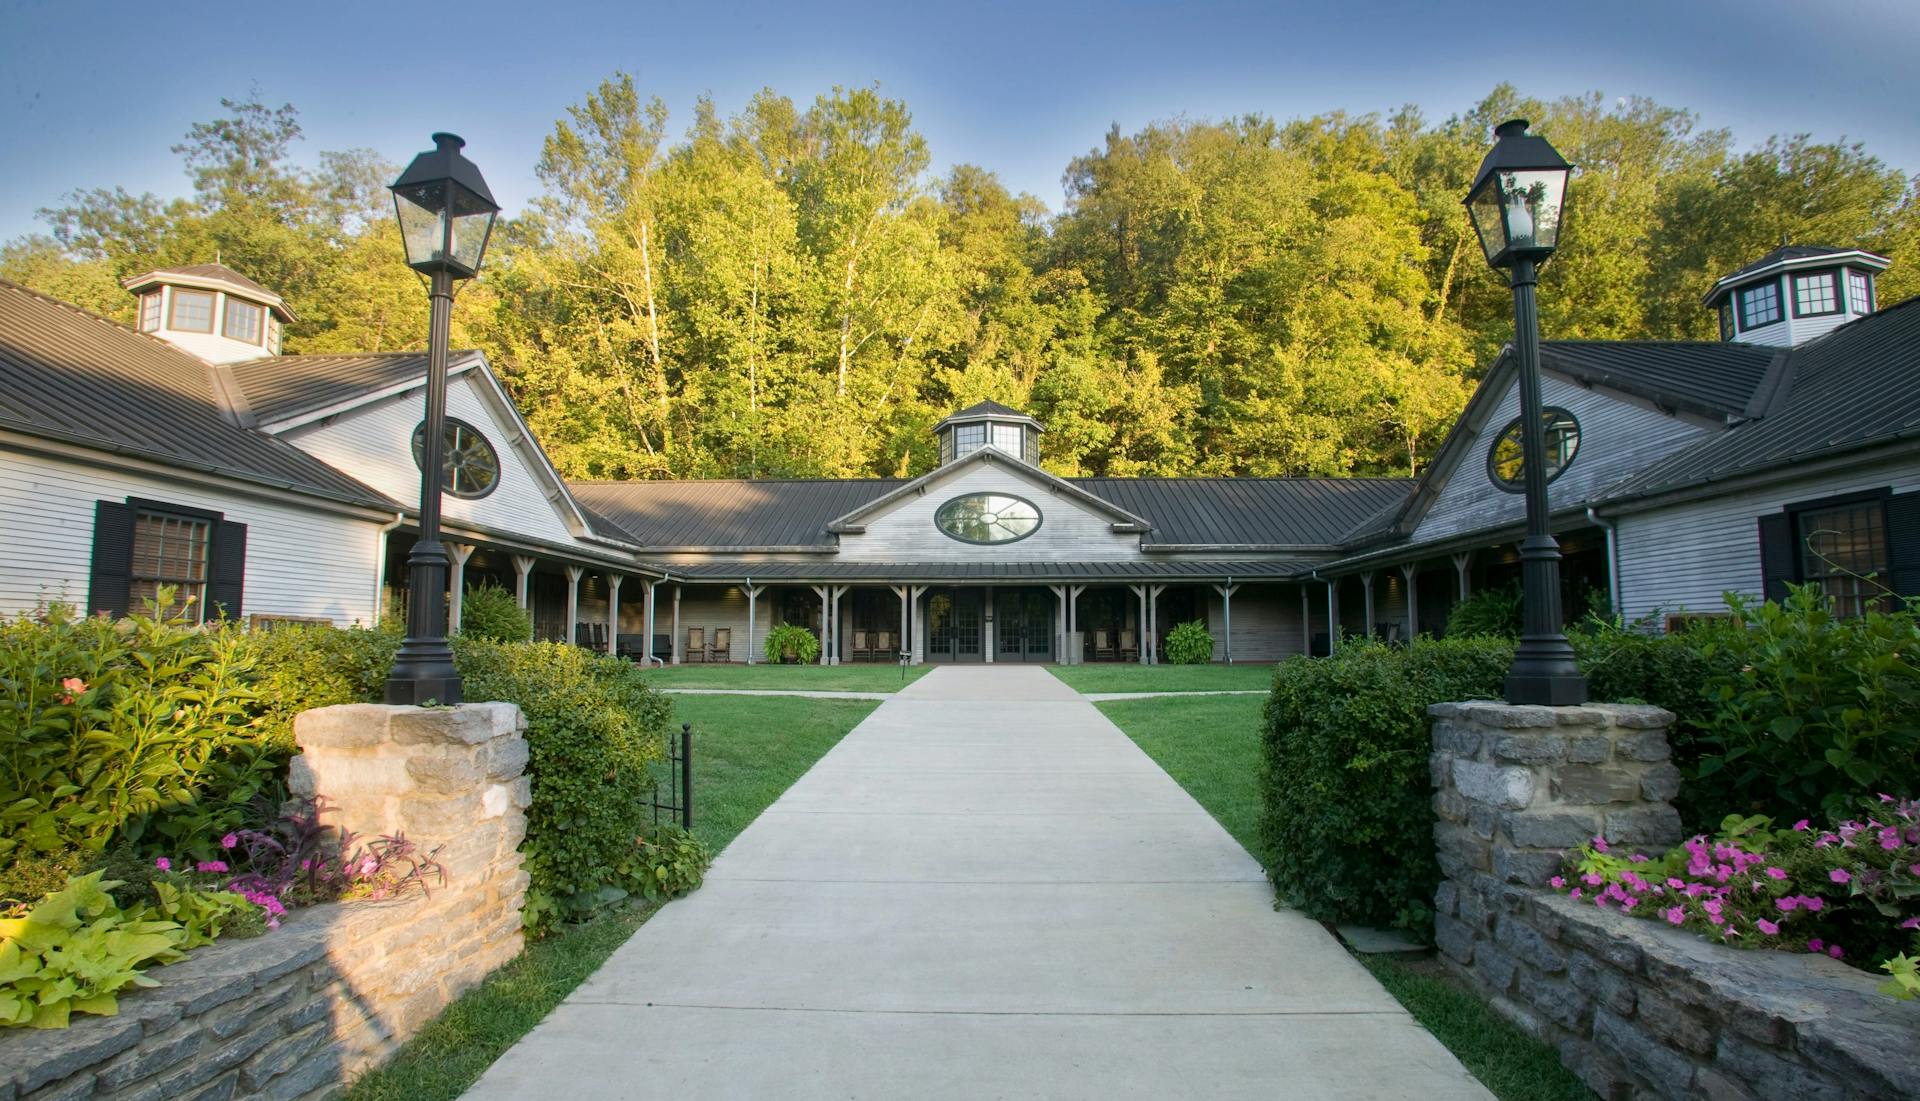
[606,573,623,656]
[1360,572,1375,640]
[564,565,584,648]
[909,585,930,664]
[642,580,659,666]
[447,542,475,634]
[745,584,759,665]
[1452,552,1473,602]
[1131,584,1149,665]
[1401,563,1419,638]
[1050,585,1067,661]
[810,585,830,666]
[892,585,909,664]
[511,555,535,610]
[1069,585,1086,663]
[1325,578,1338,655]
[1213,584,1239,664]
[830,585,850,666]
[671,584,682,665]
[1148,584,1167,665]
[982,585,994,665]
[1300,585,1311,656]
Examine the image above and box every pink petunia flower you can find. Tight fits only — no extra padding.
[221,833,238,850]
[1663,906,1685,925]
[1777,897,1798,912]
[154,857,170,872]
[195,860,228,874]
[1764,867,1787,880]
[1830,868,1852,884]
[1570,888,1583,901]
[1808,938,1824,953]
[1550,876,1566,889]
[1792,819,1810,831]
[1828,944,1844,959]
[1592,837,1610,854]
[1800,896,1824,913]
[1755,918,1779,935]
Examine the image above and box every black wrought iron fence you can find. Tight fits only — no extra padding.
[648,722,693,831]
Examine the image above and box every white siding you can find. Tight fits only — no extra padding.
[279,372,587,549]
[665,584,776,663]
[838,460,1143,562]
[1412,373,1711,545]
[0,449,381,625]
[1615,457,1920,625]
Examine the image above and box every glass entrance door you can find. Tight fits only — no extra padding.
[926,589,984,662]
[995,589,1054,663]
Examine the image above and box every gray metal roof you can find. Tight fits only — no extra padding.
[1068,477,1412,546]
[1600,296,1920,503]
[0,280,396,510]
[228,352,436,423]
[1541,341,1777,419]
[570,479,905,548]
[660,559,1309,582]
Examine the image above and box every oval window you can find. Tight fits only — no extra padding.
[934,493,1042,545]
[412,417,501,499]
[1487,408,1580,492]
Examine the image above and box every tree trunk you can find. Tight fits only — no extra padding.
[640,220,670,449]
[837,232,859,398]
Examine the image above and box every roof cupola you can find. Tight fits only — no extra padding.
[1703,245,1889,349]
[933,400,1042,466]
[121,263,293,364]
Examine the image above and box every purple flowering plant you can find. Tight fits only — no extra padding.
[1553,795,1920,1001]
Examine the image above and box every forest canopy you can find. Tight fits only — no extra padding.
[6,80,1915,481]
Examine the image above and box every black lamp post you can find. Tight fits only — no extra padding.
[1464,119,1587,706]
[384,133,499,706]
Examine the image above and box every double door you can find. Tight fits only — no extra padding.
[926,589,985,662]
[995,589,1054,663]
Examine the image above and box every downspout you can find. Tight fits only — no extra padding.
[1586,507,1621,624]
[1224,574,1233,665]
[645,572,669,667]
[1311,570,1337,655]
[371,512,406,627]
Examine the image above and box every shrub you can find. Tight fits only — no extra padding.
[1444,580,1522,638]
[245,622,399,756]
[460,583,532,643]
[453,639,675,930]
[1261,637,1512,934]
[0,601,273,871]
[763,623,820,664]
[1164,620,1214,664]
[1688,588,1920,822]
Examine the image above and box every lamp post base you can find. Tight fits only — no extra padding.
[383,669,464,707]
[1504,633,1587,706]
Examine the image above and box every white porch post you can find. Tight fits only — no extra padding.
[447,542,475,634]
[1325,578,1338,655]
[1360,572,1375,641]
[810,585,830,665]
[671,584,682,665]
[1068,584,1087,663]
[1050,585,1067,662]
[745,583,759,665]
[1452,552,1473,602]
[1131,584,1149,665]
[1213,584,1239,664]
[829,585,849,666]
[982,585,994,665]
[892,585,909,664]
[1148,584,1167,665]
[909,585,930,664]
[511,555,535,610]
[1402,563,1419,638]
[564,565,584,648]
[606,573,623,655]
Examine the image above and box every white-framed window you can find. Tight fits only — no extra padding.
[1848,270,1874,314]
[1718,304,1735,341]
[1739,281,1781,329]
[130,510,211,622]
[952,423,986,458]
[169,289,214,332]
[139,291,162,332]
[989,423,1022,456]
[1792,272,1838,316]
[222,297,264,343]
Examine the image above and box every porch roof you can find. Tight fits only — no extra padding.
[652,559,1306,584]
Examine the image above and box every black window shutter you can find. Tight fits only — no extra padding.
[207,519,247,621]
[1886,492,1920,598]
[1756,512,1796,603]
[88,501,137,618]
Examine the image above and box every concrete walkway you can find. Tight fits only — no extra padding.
[465,666,1490,1100]
[658,687,894,700]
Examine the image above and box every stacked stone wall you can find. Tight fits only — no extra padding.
[1,703,530,1101]
[1430,701,1920,1101]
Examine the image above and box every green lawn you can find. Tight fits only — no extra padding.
[1098,692,1595,1101]
[1049,662,1278,694]
[642,661,930,693]
[345,694,877,1100]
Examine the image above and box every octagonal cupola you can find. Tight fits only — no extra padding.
[1704,245,1889,349]
[121,263,293,364]
[934,400,1042,466]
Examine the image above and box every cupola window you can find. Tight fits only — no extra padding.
[990,423,1022,456]
[222,298,264,344]
[952,423,986,459]
[1792,272,1837,317]
[169,289,215,333]
[1848,270,1874,314]
[1718,304,1734,342]
[1738,281,1781,330]
[139,292,162,332]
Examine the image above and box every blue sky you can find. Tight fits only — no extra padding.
[4,0,1917,243]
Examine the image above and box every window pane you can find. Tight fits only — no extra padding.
[1718,305,1734,341]
[953,424,985,458]
[169,290,214,332]
[990,423,1021,456]
[1798,504,1889,618]
[223,298,263,343]
[131,511,210,621]
[140,292,162,331]
[1849,271,1873,314]
[1740,282,1780,329]
[1793,273,1836,315]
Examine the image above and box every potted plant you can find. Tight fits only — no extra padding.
[763,624,820,665]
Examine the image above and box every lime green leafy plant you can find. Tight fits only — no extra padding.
[1163,620,1214,665]
[0,872,193,1028]
[762,624,820,665]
